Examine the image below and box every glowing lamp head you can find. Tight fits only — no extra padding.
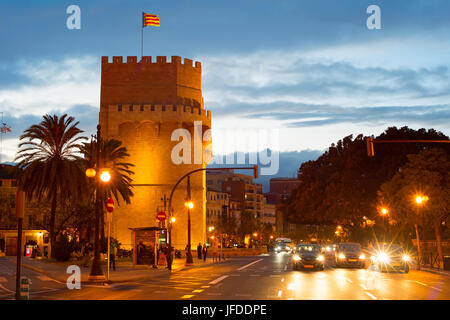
[317,255,325,262]
[85,168,96,178]
[339,253,346,259]
[381,208,388,215]
[184,201,194,209]
[100,170,111,182]
[253,232,258,237]
[402,254,410,262]
[171,217,176,223]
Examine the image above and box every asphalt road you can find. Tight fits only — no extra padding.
[1,254,449,300]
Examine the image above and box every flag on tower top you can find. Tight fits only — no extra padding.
[143,12,160,27]
[0,123,11,134]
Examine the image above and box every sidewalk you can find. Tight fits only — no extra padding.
[9,256,224,284]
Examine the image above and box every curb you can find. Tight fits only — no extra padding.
[418,268,450,277]
[11,257,231,285]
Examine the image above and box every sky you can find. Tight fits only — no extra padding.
[0,0,449,166]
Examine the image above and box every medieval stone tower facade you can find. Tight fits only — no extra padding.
[99,55,211,250]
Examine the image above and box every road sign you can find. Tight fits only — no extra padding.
[156,211,166,221]
[106,198,114,212]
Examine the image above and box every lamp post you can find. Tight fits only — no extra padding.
[414,195,428,270]
[380,207,389,242]
[185,176,194,265]
[86,124,111,282]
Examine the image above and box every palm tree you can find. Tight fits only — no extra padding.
[81,138,134,240]
[15,114,87,258]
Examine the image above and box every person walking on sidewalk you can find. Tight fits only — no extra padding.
[197,242,202,260]
[202,243,208,261]
[110,241,117,271]
[212,240,219,263]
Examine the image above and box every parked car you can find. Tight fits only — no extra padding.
[368,243,410,273]
[274,243,292,253]
[292,244,325,271]
[335,243,366,268]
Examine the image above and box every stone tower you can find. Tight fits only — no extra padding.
[99,55,211,250]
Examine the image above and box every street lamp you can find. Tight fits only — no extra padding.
[414,194,428,270]
[184,176,194,265]
[86,125,111,282]
[379,207,389,241]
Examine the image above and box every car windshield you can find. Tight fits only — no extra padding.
[338,244,361,252]
[296,245,320,252]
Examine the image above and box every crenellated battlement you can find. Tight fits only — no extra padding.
[101,56,201,69]
[100,55,203,110]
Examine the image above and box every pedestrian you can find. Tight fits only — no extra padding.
[212,240,219,263]
[82,242,90,268]
[202,243,208,261]
[110,240,117,271]
[197,242,202,259]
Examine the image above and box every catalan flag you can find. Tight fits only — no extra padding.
[0,123,11,134]
[143,12,160,27]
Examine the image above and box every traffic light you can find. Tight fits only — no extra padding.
[366,137,374,157]
[253,165,259,179]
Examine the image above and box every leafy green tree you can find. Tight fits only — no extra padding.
[379,148,449,268]
[15,114,87,258]
[287,127,449,241]
[81,139,134,239]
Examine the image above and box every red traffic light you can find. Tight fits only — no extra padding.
[253,165,259,179]
[366,137,374,157]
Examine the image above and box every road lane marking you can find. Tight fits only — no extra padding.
[281,278,285,282]
[346,278,353,283]
[201,285,210,288]
[415,281,442,292]
[37,275,64,284]
[284,265,287,271]
[277,290,282,297]
[360,284,368,290]
[181,295,194,299]
[0,277,8,283]
[192,289,204,293]
[209,275,229,285]
[237,259,263,270]
[365,292,377,300]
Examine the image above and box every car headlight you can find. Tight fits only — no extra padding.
[402,254,410,262]
[377,252,390,263]
[317,255,324,262]
[370,255,377,262]
[359,254,365,260]
[339,253,346,259]
[293,255,301,261]
[275,246,280,251]
[326,246,331,252]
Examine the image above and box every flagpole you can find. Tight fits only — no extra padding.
[141,12,144,59]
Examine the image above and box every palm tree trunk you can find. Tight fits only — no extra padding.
[49,188,57,259]
[434,220,444,269]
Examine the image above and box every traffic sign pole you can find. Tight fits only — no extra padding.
[105,198,114,282]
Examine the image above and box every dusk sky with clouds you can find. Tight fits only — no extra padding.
[0,0,449,164]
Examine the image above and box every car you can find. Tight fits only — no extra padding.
[321,244,337,258]
[335,243,366,268]
[274,243,292,253]
[369,243,411,273]
[292,244,325,271]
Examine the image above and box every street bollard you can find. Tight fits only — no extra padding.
[20,277,32,300]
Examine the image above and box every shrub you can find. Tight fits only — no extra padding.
[53,234,77,262]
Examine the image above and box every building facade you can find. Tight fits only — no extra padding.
[99,56,212,249]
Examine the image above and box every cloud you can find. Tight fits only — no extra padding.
[0,56,100,117]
